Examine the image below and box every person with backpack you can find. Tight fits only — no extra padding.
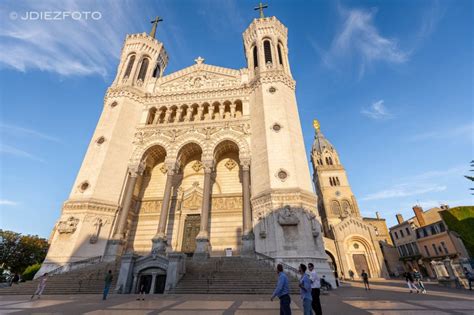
[412,268,426,294]
[404,271,419,293]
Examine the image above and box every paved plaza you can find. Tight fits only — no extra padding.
[1,280,473,315]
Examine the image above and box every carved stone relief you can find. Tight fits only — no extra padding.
[277,205,299,226]
[57,216,80,234]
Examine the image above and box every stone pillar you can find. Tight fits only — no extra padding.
[131,273,138,294]
[209,106,215,120]
[230,104,236,118]
[219,104,225,119]
[197,105,203,121]
[152,110,161,124]
[104,167,141,261]
[150,272,157,294]
[163,109,170,123]
[241,159,255,257]
[185,108,192,122]
[152,163,175,253]
[114,252,137,293]
[194,160,213,260]
[176,108,183,123]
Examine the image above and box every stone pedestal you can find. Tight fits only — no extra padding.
[103,239,124,262]
[151,236,167,254]
[193,238,210,260]
[115,252,137,293]
[241,233,255,258]
[165,252,186,291]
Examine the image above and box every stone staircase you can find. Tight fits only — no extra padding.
[0,261,119,295]
[169,256,300,294]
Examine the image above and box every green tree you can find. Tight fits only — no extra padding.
[0,230,49,274]
[465,160,474,195]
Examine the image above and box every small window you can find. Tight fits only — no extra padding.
[152,63,161,78]
[439,222,446,232]
[110,101,118,108]
[400,229,404,237]
[441,241,448,254]
[432,244,439,256]
[272,123,282,132]
[263,40,272,64]
[137,58,149,82]
[253,46,258,68]
[336,177,341,186]
[79,181,89,192]
[124,55,135,78]
[277,170,288,180]
[394,231,399,239]
[277,44,283,65]
[424,245,430,256]
[405,227,410,235]
[96,136,105,145]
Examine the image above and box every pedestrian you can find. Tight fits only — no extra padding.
[271,264,292,315]
[361,270,370,290]
[348,269,354,281]
[30,273,48,300]
[404,271,419,293]
[10,273,20,286]
[464,267,473,291]
[413,269,426,293]
[103,270,113,300]
[136,279,146,301]
[308,263,322,315]
[298,264,313,315]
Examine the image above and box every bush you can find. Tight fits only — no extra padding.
[441,206,474,258]
[22,264,41,281]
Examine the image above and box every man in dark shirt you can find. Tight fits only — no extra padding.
[361,270,370,291]
[271,264,291,315]
[103,270,113,300]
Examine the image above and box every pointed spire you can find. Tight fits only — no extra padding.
[312,119,334,153]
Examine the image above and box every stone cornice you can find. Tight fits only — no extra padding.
[62,199,119,214]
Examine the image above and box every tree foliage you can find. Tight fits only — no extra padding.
[0,230,49,274]
[465,160,474,194]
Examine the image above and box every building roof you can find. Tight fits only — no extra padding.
[312,128,335,154]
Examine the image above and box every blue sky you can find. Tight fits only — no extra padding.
[0,0,472,238]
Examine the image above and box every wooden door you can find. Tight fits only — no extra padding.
[181,214,201,254]
[353,254,370,277]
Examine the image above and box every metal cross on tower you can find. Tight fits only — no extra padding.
[150,16,163,38]
[254,2,268,19]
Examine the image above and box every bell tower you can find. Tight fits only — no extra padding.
[311,120,361,237]
[243,6,334,285]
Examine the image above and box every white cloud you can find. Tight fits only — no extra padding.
[0,123,60,142]
[323,6,409,76]
[361,183,446,201]
[0,143,45,162]
[408,122,474,142]
[0,0,150,77]
[361,100,393,120]
[0,199,18,206]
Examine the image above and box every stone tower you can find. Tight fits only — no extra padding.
[243,16,333,280]
[38,30,169,274]
[311,121,389,279]
[310,121,361,236]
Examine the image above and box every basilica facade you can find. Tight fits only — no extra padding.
[38,13,335,291]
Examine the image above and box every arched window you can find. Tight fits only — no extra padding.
[263,40,272,64]
[147,108,157,125]
[342,200,352,214]
[137,58,149,82]
[329,177,334,186]
[331,201,341,215]
[325,157,329,165]
[253,46,258,68]
[277,44,283,65]
[328,157,333,165]
[336,177,341,186]
[152,63,161,78]
[124,55,135,78]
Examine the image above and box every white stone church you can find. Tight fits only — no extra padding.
[38,10,393,293]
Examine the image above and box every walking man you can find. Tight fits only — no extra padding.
[299,264,313,315]
[348,270,355,281]
[404,271,419,293]
[464,267,473,290]
[308,263,322,315]
[271,264,292,315]
[31,273,48,300]
[103,270,113,300]
[413,268,426,293]
[360,270,370,290]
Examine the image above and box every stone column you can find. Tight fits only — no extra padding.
[176,108,183,123]
[163,109,170,123]
[150,272,157,294]
[240,159,255,257]
[209,106,215,120]
[219,104,225,119]
[194,160,213,260]
[152,163,176,253]
[230,104,236,118]
[131,273,138,294]
[113,171,139,239]
[197,105,203,121]
[104,166,142,261]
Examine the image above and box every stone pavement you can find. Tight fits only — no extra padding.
[0,280,473,314]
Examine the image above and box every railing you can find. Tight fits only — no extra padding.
[255,251,299,278]
[48,256,103,276]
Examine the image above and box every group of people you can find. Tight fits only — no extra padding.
[271,263,323,315]
[403,268,426,294]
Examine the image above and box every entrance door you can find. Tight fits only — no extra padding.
[137,275,152,294]
[181,214,201,255]
[352,254,370,277]
[155,275,167,294]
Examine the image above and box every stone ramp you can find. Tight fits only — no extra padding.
[0,261,119,295]
[169,256,300,294]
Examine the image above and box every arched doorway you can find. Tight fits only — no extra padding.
[136,268,167,294]
[325,250,338,279]
[346,236,377,279]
